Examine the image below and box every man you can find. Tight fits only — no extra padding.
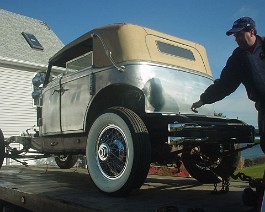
[191,17,265,153]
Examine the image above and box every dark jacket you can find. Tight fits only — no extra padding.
[200,36,265,111]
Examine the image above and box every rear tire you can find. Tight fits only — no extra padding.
[0,129,4,169]
[55,155,78,169]
[182,144,240,183]
[86,107,151,197]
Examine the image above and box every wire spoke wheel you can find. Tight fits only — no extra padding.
[55,154,78,169]
[86,107,151,197]
[182,143,240,183]
[96,125,128,179]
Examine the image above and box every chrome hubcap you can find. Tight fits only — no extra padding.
[98,143,110,161]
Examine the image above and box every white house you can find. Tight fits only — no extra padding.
[0,9,64,138]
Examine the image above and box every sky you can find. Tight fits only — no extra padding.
[1,0,265,127]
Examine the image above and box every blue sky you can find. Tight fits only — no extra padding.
[1,0,265,127]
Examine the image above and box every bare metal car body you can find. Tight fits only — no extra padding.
[1,23,254,196]
[41,24,212,135]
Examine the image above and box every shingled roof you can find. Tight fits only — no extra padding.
[0,9,64,65]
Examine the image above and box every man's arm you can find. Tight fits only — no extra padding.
[191,51,242,112]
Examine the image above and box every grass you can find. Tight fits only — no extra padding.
[235,164,265,179]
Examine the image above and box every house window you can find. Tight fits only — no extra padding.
[156,41,195,61]
[22,32,44,50]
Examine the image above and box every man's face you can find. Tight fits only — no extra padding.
[233,29,255,50]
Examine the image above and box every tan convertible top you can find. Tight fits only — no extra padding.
[49,23,211,76]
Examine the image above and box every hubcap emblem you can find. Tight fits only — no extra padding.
[98,143,109,161]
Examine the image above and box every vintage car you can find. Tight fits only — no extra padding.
[0,23,255,196]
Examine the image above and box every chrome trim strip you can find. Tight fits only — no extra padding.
[168,123,203,132]
[167,137,208,145]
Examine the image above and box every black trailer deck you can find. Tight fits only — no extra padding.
[0,165,254,212]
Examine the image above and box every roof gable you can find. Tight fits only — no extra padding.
[0,9,64,65]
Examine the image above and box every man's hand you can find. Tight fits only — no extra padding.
[191,100,204,113]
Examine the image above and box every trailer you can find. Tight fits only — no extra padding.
[0,165,257,212]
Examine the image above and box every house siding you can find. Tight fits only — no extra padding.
[0,66,37,138]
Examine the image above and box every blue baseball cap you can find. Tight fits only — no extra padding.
[226,17,256,36]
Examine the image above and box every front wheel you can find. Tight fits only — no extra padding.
[182,144,240,183]
[86,107,151,197]
[55,155,78,169]
[0,129,5,169]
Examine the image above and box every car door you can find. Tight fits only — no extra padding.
[60,70,92,132]
[41,76,62,134]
